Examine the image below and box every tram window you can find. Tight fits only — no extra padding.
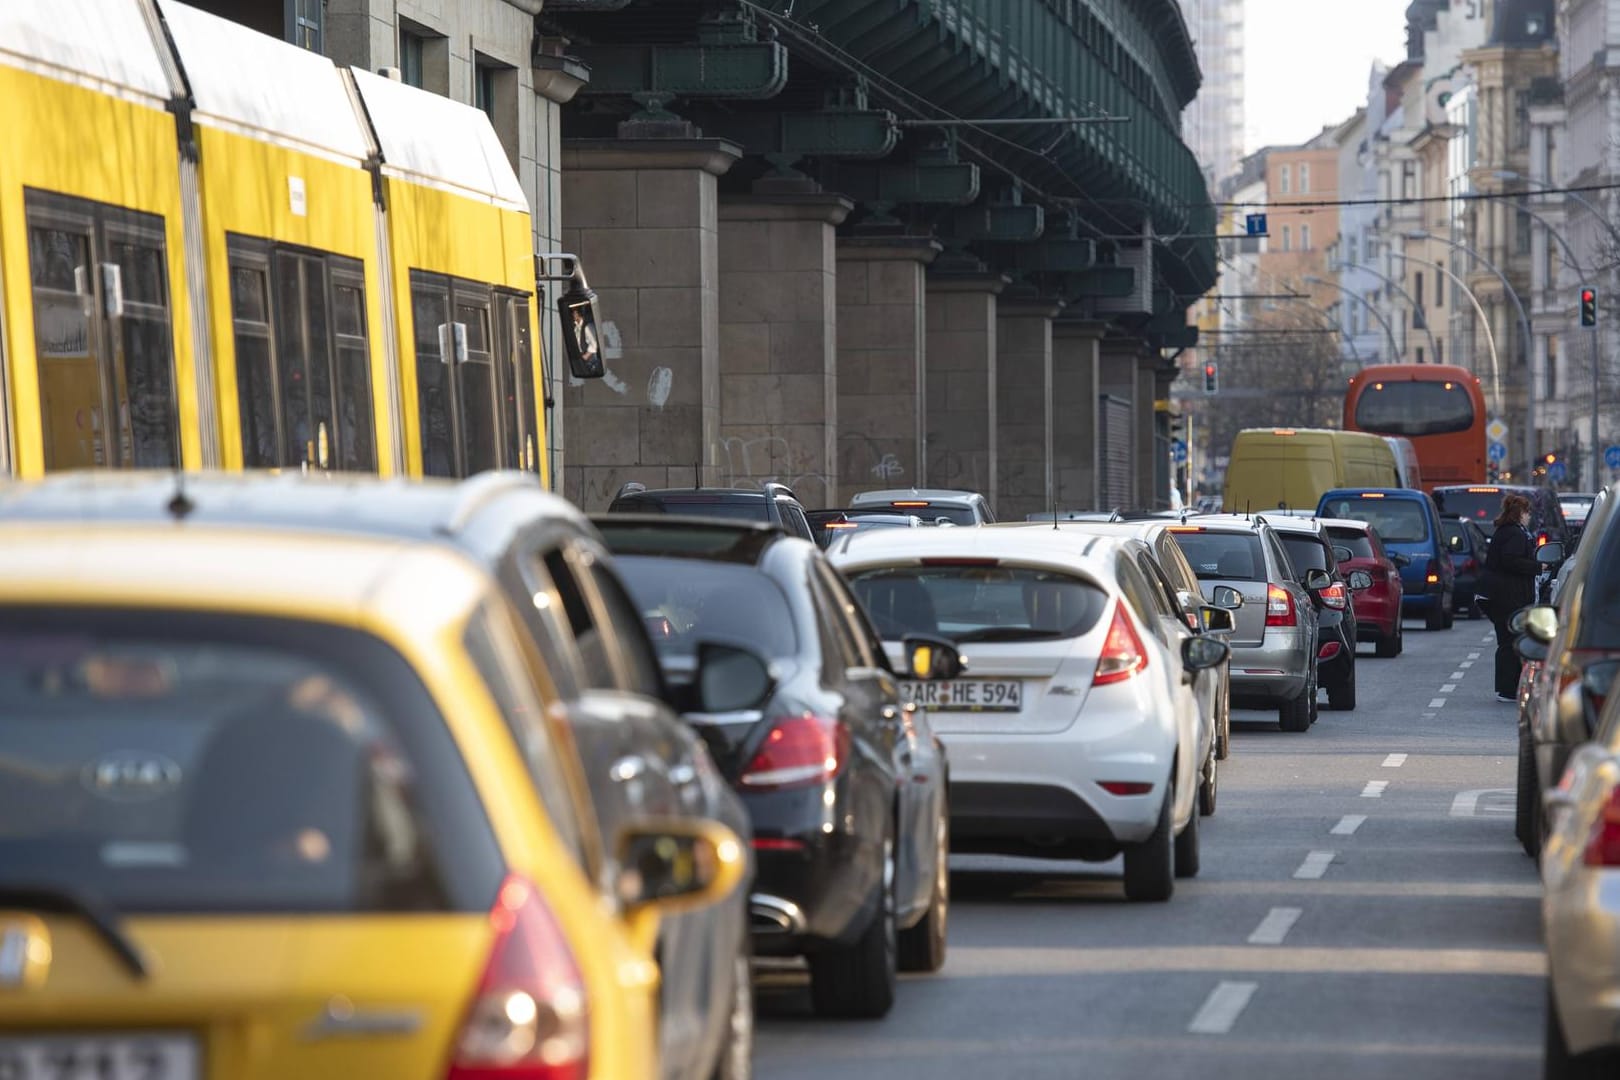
[410,277,454,477]
[226,236,376,472]
[497,295,540,473]
[24,190,179,471]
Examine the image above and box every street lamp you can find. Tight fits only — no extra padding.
[1303,275,1401,363]
[1388,250,1502,421]
[1328,261,1439,361]
[1405,230,1534,464]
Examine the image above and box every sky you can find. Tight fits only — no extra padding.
[1244,0,1413,152]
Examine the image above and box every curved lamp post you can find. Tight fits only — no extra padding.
[1389,250,1502,421]
[1328,261,1439,362]
[1303,275,1400,363]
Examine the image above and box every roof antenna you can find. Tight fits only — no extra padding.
[167,470,194,521]
[1052,490,1059,530]
[693,461,701,490]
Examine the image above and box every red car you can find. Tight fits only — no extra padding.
[1323,518,1406,657]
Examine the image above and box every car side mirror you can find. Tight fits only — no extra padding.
[1348,570,1373,592]
[615,818,744,917]
[1523,605,1559,645]
[558,268,605,380]
[694,642,774,713]
[1537,542,1565,566]
[1516,635,1550,663]
[1304,569,1333,592]
[904,634,966,680]
[1211,585,1244,610]
[1199,606,1235,634]
[1391,553,1411,568]
[1182,635,1230,672]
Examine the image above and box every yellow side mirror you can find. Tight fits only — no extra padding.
[615,818,745,920]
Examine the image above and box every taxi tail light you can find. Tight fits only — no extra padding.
[738,714,849,790]
[1583,788,1620,868]
[1093,603,1149,686]
[448,875,589,1080]
[1265,584,1297,627]
[1318,583,1348,610]
[1318,641,1342,661]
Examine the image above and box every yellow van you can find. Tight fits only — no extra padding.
[1223,428,1402,513]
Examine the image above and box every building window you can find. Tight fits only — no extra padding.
[1516,209,1533,254]
[1436,339,1444,366]
[1280,166,1291,195]
[287,0,321,53]
[400,29,424,88]
[1515,90,1531,150]
[475,64,496,120]
[1401,162,1416,199]
[1436,269,1443,308]
[1415,272,1424,309]
[1416,346,1425,365]
[1281,225,1292,252]
[1348,234,1359,265]
[1299,164,1310,194]
[472,56,519,170]
[1301,224,1311,251]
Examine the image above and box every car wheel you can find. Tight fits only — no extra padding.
[1327,661,1357,711]
[1199,750,1217,816]
[809,828,897,1019]
[1374,625,1400,658]
[1515,731,1539,859]
[710,941,753,1080]
[1175,795,1201,879]
[1545,986,1620,1078]
[1123,786,1175,901]
[1216,689,1231,761]
[1279,667,1314,732]
[1442,597,1455,629]
[1425,601,1446,631]
[898,804,949,974]
[1395,619,1404,655]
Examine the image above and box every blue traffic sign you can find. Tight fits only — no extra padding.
[1487,441,1508,463]
[1548,461,1568,483]
[1245,213,1268,237]
[1606,445,1620,471]
[1171,438,1188,464]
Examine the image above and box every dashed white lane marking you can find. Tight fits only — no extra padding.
[1429,697,1448,708]
[1450,670,1466,680]
[1188,981,1258,1034]
[1441,684,1457,693]
[1294,851,1336,879]
[1383,753,1407,767]
[1361,781,1389,798]
[1248,907,1302,945]
[1330,814,1367,836]
[1468,652,1482,660]
[1460,660,1476,669]
[1423,712,1437,719]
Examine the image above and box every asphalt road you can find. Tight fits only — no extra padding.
[755,616,1544,1079]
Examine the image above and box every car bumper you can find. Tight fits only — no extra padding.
[1352,593,1401,637]
[1546,868,1620,1055]
[748,829,879,954]
[1228,630,1309,703]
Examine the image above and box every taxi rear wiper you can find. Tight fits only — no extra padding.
[0,883,148,979]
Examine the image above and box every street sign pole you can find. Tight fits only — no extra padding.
[1592,326,1602,490]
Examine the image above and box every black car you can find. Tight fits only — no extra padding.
[1262,516,1369,711]
[1441,517,1490,618]
[807,508,924,549]
[1433,483,1570,548]
[595,516,956,1019]
[609,481,817,541]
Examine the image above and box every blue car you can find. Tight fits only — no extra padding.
[1316,488,1455,631]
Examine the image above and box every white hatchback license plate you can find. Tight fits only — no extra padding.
[901,679,1022,712]
[0,1034,199,1080]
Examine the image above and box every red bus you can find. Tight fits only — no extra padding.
[1343,364,1487,491]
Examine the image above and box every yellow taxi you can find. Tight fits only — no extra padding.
[0,503,742,1079]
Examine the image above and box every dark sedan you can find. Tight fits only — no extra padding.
[1263,516,1371,711]
[595,516,956,1019]
[1441,517,1490,619]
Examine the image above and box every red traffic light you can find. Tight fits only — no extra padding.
[1583,289,1595,303]
[1204,364,1215,376]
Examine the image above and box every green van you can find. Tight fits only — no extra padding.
[1223,428,1403,514]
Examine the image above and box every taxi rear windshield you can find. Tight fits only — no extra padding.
[1171,532,1267,582]
[1326,526,1376,561]
[846,566,1107,643]
[1318,496,1430,544]
[0,608,502,915]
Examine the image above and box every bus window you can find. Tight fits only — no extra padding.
[1353,381,1475,437]
[411,272,535,477]
[26,190,178,471]
[226,237,376,473]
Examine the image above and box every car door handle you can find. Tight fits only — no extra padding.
[610,755,646,783]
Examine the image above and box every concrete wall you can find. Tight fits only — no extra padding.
[925,276,1005,504]
[996,302,1058,521]
[1052,322,1102,512]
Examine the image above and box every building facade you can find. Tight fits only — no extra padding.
[1178,0,1247,189]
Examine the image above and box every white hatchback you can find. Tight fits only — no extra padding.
[829,527,1227,901]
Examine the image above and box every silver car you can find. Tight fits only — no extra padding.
[1166,516,1320,732]
[849,488,995,525]
[1540,674,1620,1076]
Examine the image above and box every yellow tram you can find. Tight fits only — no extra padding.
[0,0,552,483]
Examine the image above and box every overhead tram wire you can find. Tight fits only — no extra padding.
[1202,180,1620,213]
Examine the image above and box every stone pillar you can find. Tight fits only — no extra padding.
[1052,322,1103,512]
[925,274,1007,504]
[715,194,852,506]
[1135,358,1159,509]
[996,300,1060,522]
[559,139,740,508]
[1098,337,1140,510]
[835,237,941,498]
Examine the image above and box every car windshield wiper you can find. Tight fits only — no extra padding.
[951,628,1066,643]
[0,883,148,979]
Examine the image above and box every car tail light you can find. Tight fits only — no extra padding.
[1265,584,1296,627]
[448,876,589,1080]
[1583,788,1620,867]
[1093,602,1149,686]
[1318,582,1347,610]
[1099,781,1153,796]
[1318,642,1342,661]
[1538,532,1549,548]
[738,715,849,790]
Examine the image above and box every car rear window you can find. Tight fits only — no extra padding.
[1431,489,1512,534]
[616,556,799,661]
[894,505,977,526]
[1575,522,1620,651]
[612,496,768,523]
[1327,526,1375,561]
[1170,531,1267,582]
[846,566,1108,643]
[0,607,503,915]
[1278,534,1330,575]
[1318,496,1430,543]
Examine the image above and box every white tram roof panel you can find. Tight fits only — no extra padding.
[161,0,372,163]
[351,67,530,211]
[0,0,173,103]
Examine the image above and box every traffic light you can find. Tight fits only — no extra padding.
[1203,362,1218,394]
[1581,288,1598,327]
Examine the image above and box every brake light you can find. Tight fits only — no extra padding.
[1538,533,1549,548]
[1318,582,1347,610]
[1319,641,1342,660]
[1265,584,1297,627]
[448,876,589,1080]
[920,558,999,567]
[1099,781,1154,796]
[1467,487,1501,494]
[1361,492,1386,499]
[738,715,849,790]
[1426,573,1440,584]
[1093,603,1149,686]
[1583,788,1620,867]
[892,501,929,508]
[824,522,858,531]
[1169,526,1206,533]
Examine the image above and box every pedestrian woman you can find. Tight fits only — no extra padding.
[1481,493,1540,702]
